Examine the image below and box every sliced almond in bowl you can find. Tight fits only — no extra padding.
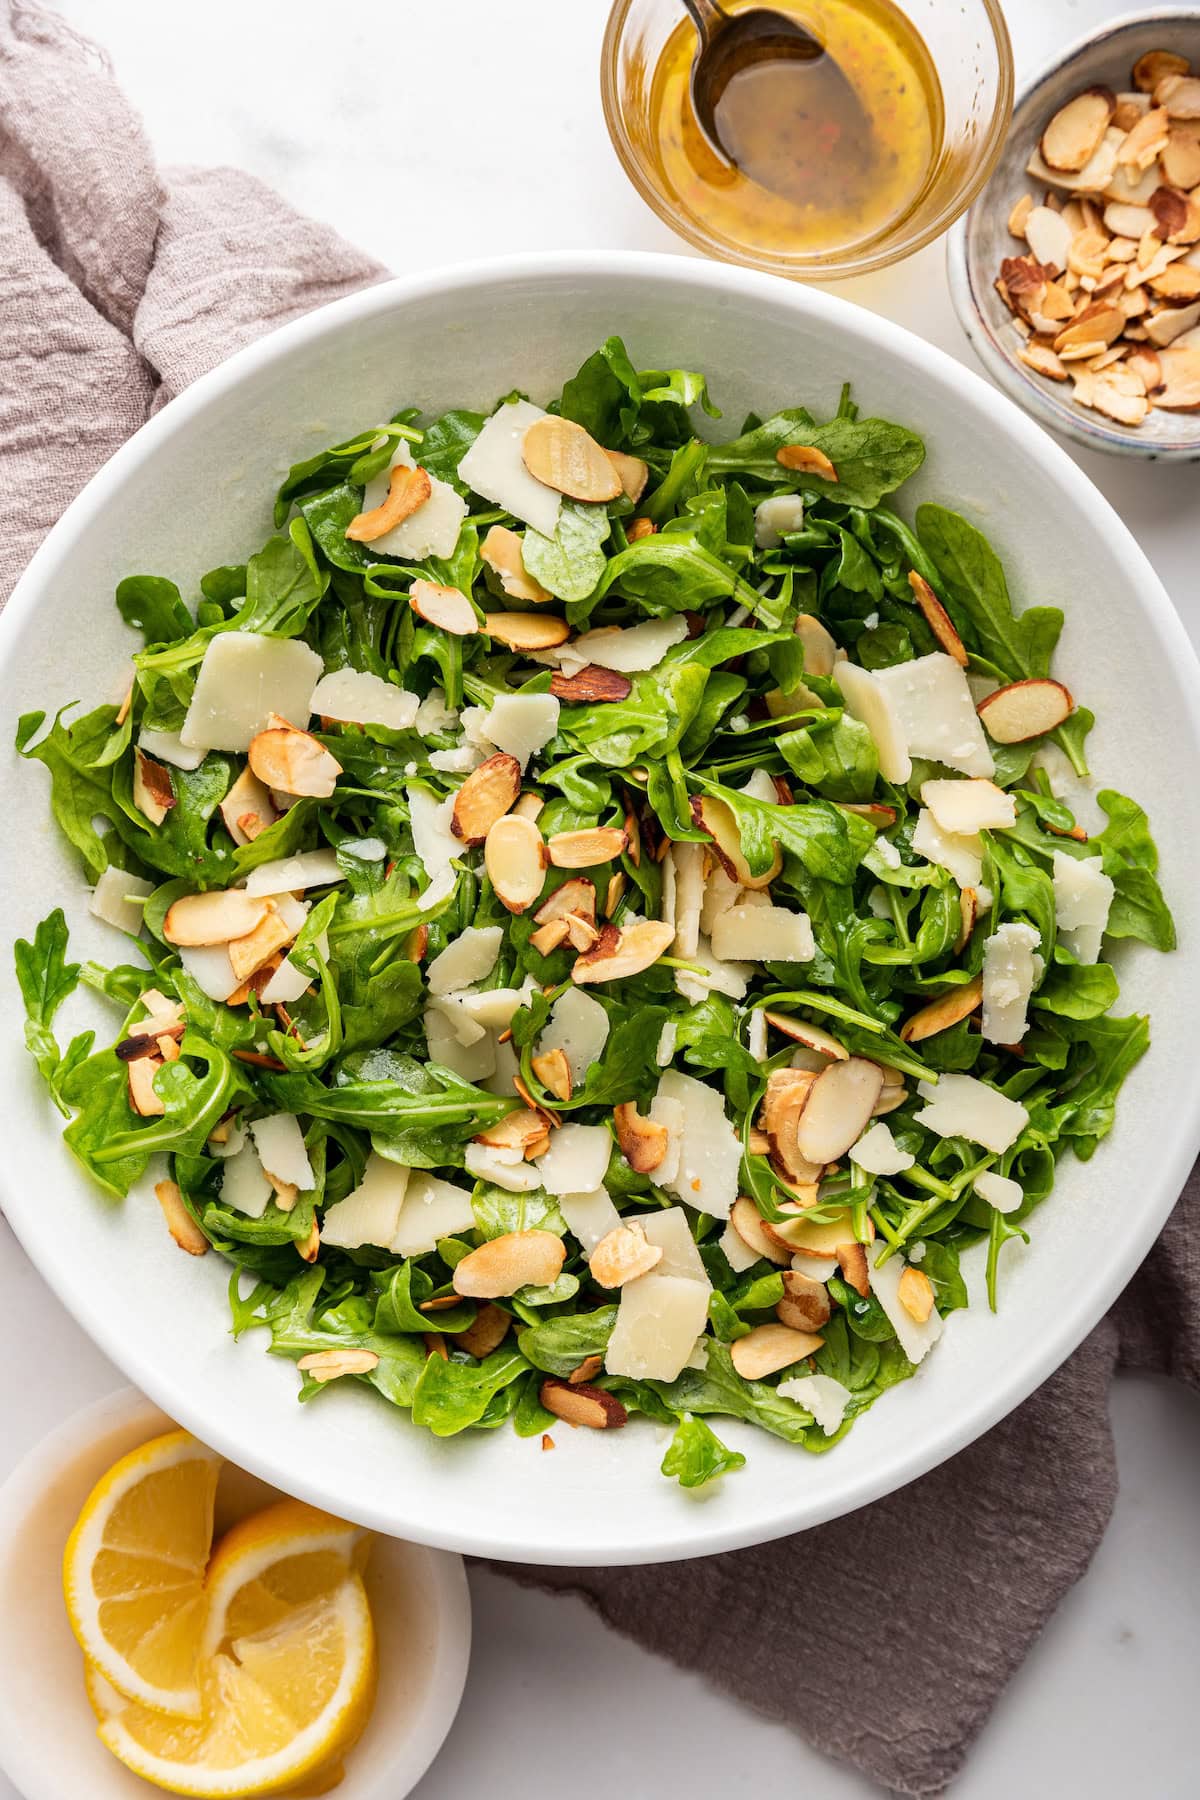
[589,1222,664,1289]
[1042,86,1116,171]
[613,1101,668,1172]
[247,716,342,798]
[1024,204,1073,270]
[793,612,839,677]
[540,1378,627,1429]
[483,611,571,651]
[452,1229,566,1298]
[977,678,1073,742]
[690,792,780,889]
[531,1047,572,1102]
[549,665,634,703]
[521,416,622,502]
[346,463,431,542]
[606,449,650,503]
[1157,344,1200,407]
[410,579,478,635]
[480,525,552,602]
[730,1322,824,1379]
[547,825,627,868]
[485,812,547,914]
[775,444,837,481]
[1162,126,1200,190]
[571,919,674,984]
[132,750,176,826]
[793,1058,885,1165]
[900,975,984,1044]
[907,571,967,665]
[163,889,272,946]
[451,752,522,844]
[534,877,597,926]
[1134,50,1190,94]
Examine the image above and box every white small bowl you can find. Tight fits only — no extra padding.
[948,9,1200,460]
[0,1390,471,1800]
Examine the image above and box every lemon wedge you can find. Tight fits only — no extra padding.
[95,1498,376,1798]
[63,1428,221,1715]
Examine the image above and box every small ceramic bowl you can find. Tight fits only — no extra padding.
[0,1390,471,1800]
[948,10,1200,461]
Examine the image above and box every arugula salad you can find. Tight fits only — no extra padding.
[15,336,1175,1488]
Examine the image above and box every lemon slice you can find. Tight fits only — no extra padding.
[64,1428,222,1715]
[95,1498,376,1798]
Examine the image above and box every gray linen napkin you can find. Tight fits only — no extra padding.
[2,7,1196,1794]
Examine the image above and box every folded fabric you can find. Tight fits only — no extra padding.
[2,6,1195,1793]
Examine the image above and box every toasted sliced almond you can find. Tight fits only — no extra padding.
[1104,199,1155,238]
[535,877,597,927]
[132,750,175,826]
[571,919,674,984]
[775,1270,832,1332]
[1019,341,1070,381]
[776,443,837,481]
[154,1179,208,1256]
[296,1348,380,1381]
[410,579,478,635]
[1025,204,1073,270]
[163,889,271,946]
[627,516,657,542]
[1066,229,1109,280]
[547,826,628,868]
[539,1377,628,1429]
[532,1047,572,1102]
[977,677,1073,741]
[1149,185,1200,244]
[1054,303,1124,351]
[452,1302,511,1359]
[1162,126,1200,190]
[762,1011,849,1061]
[1042,87,1116,171]
[218,766,277,848]
[451,751,522,845]
[907,571,967,665]
[1157,344,1200,407]
[407,922,429,962]
[548,665,634,702]
[483,611,571,651]
[1027,130,1121,195]
[1091,373,1150,425]
[513,791,546,822]
[1118,105,1171,169]
[1008,192,1035,237]
[530,917,571,955]
[568,1355,604,1385]
[793,1058,885,1165]
[956,887,979,953]
[613,1101,668,1173]
[522,416,623,502]
[474,1107,551,1154]
[248,715,342,798]
[730,1322,824,1379]
[900,975,984,1043]
[606,449,649,502]
[839,801,899,828]
[480,525,552,603]
[1134,50,1190,94]
[1150,262,1200,298]
[127,1056,164,1118]
[1113,95,1150,133]
[227,903,299,983]
[691,793,780,890]
[873,1082,907,1118]
[603,871,627,918]
[762,1068,821,1185]
[452,1229,567,1298]
[590,1221,664,1289]
[1159,74,1200,119]
[898,1265,935,1322]
[837,1240,870,1299]
[1145,299,1200,345]
[346,462,431,542]
[485,812,548,913]
[729,1195,790,1267]
[793,612,839,677]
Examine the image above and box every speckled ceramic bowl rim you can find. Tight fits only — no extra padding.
[947,8,1200,462]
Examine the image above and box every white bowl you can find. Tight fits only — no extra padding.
[0,1390,470,1800]
[2,252,1199,1564]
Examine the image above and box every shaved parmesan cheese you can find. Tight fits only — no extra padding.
[429,994,488,1047]
[834,660,912,783]
[485,1036,521,1098]
[867,1249,944,1364]
[220,1140,272,1219]
[244,850,343,896]
[874,653,993,778]
[538,986,609,1088]
[535,1123,611,1196]
[1052,850,1114,965]
[570,615,689,673]
[424,1003,496,1081]
[180,632,323,752]
[177,943,240,1002]
[975,1170,1023,1213]
[89,866,153,936]
[321,1155,409,1249]
[754,493,805,549]
[641,1207,709,1285]
[391,1170,477,1255]
[1031,743,1103,834]
[710,902,814,964]
[259,930,327,1005]
[912,808,983,891]
[675,935,750,1004]
[671,842,705,959]
[604,1271,712,1382]
[741,768,781,807]
[660,843,676,935]
[465,1142,542,1192]
[429,746,483,773]
[776,1371,852,1434]
[138,729,206,771]
[360,441,467,561]
[249,1114,315,1192]
[850,1120,914,1176]
[982,921,1042,1044]
[746,1007,768,1063]
[699,860,740,936]
[720,1220,761,1273]
[655,1022,677,1066]
[654,1070,739,1220]
[208,1118,246,1160]
[920,778,1015,835]
[915,1073,1029,1153]
[309,668,419,731]
[457,399,562,537]
[477,693,560,769]
[427,924,504,996]
[415,689,458,736]
[791,1249,839,1282]
[558,1187,622,1253]
[456,984,533,1032]
[407,785,461,890]
[648,1093,685,1187]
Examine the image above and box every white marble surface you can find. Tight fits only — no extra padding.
[3,0,1198,1794]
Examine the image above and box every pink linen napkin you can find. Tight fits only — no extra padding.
[2,6,1196,1792]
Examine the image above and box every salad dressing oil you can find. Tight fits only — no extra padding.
[647,0,943,262]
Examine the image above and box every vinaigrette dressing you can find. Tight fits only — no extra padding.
[648,0,943,261]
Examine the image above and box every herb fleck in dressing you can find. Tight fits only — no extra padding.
[651,0,943,257]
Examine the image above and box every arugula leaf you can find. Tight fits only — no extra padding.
[660,1414,747,1488]
[709,413,924,506]
[14,910,81,1103]
[522,501,610,601]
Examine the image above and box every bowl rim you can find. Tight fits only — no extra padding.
[3,250,1200,1562]
[0,1387,472,1800]
[947,6,1200,461]
[599,0,1015,280]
